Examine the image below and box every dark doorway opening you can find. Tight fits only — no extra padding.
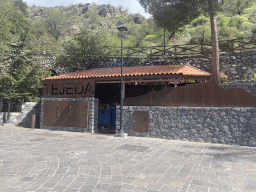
[95,83,120,134]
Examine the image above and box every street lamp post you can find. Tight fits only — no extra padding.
[6,42,18,124]
[117,23,128,137]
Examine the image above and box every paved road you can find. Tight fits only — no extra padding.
[0,125,256,192]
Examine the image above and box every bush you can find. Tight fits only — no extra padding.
[220,72,229,84]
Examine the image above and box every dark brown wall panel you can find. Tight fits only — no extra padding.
[43,101,58,126]
[55,101,70,127]
[124,80,256,107]
[134,111,149,132]
[69,101,89,128]
[43,101,89,128]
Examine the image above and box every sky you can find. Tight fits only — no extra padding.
[23,0,152,18]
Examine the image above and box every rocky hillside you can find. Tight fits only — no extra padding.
[27,3,145,26]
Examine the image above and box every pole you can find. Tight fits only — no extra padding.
[6,51,15,124]
[119,35,124,136]
[164,28,166,57]
[209,0,220,84]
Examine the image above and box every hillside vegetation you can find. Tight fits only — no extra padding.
[1,0,256,57]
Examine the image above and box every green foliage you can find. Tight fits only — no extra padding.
[220,72,233,83]
[143,35,158,42]
[223,0,256,15]
[83,10,101,25]
[139,0,203,34]
[190,16,209,27]
[0,0,30,55]
[44,10,64,41]
[189,23,211,45]
[55,28,107,70]
[0,56,51,102]
[26,32,62,56]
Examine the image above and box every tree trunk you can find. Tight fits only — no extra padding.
[210,6,220,84]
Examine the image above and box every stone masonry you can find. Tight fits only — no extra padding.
[220,82,256,97]
[0,102,40,126]
[40,97,98,133]
[116,106,256,147]
[1,51,256,82]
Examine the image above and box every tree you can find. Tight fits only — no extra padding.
[44,10,63,41]
[55,28,107,70]
[0,0,30,55]
[0,56,51,102]
[222,0,256,15]
[138,0,223,84]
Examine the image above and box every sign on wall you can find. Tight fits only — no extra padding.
[43,80,95,98]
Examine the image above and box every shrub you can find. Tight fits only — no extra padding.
[220,72,229,84]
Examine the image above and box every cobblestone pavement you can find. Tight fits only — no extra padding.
[0,125,256,192]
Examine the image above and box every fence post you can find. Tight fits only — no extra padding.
[201,43,204,53]
[231,40,234,53]
[126,47,129,58]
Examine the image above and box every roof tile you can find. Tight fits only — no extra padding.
[43,64,211,81]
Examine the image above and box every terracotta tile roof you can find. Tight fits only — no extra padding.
[43,64,211,81]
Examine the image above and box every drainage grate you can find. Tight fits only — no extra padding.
[117,144,149,152]
[29,138,46,142]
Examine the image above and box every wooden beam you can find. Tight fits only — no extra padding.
[95,78,209,84]
[174,80,177,88]
[96,78,181,84]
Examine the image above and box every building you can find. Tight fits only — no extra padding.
[41,64,212,133]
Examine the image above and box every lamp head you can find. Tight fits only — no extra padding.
[117,23,128,36]
[10,42,18,49]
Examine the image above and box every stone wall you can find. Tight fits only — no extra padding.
[0,102,40,126]
[2,51,256,82]
[116,106,256,147]
[220,82,256,97]
[41,51,256,82]
[180,51,256,82]
[54,51,256,82]
[40,97,98,133]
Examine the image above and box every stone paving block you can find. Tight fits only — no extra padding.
[68,182,84,189]
[132,186,147,192]
[131,179,149,187]
[1,125,256,192]
[51,185,67,191]
[63,188,79,192]
[107,185,122,192]
[93,189,106,192]
[84,177,99,185]
[121,183,135,190]
[145,182,163,190]
[98,177,112,184]
[35,188,53,192]
[189,183,209,192]
[159,185,180,192]
[95,183,110,190]
[79,185,94,192]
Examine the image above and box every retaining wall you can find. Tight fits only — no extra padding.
[40,97,98,133]
[0,102,40,126]
[220,82,256,97]
[2,51,255,82]
[116,106,256,147]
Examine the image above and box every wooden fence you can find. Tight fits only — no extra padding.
[17,37,256,59]
[103,37,256,58]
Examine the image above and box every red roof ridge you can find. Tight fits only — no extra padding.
[43,64,210,81]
